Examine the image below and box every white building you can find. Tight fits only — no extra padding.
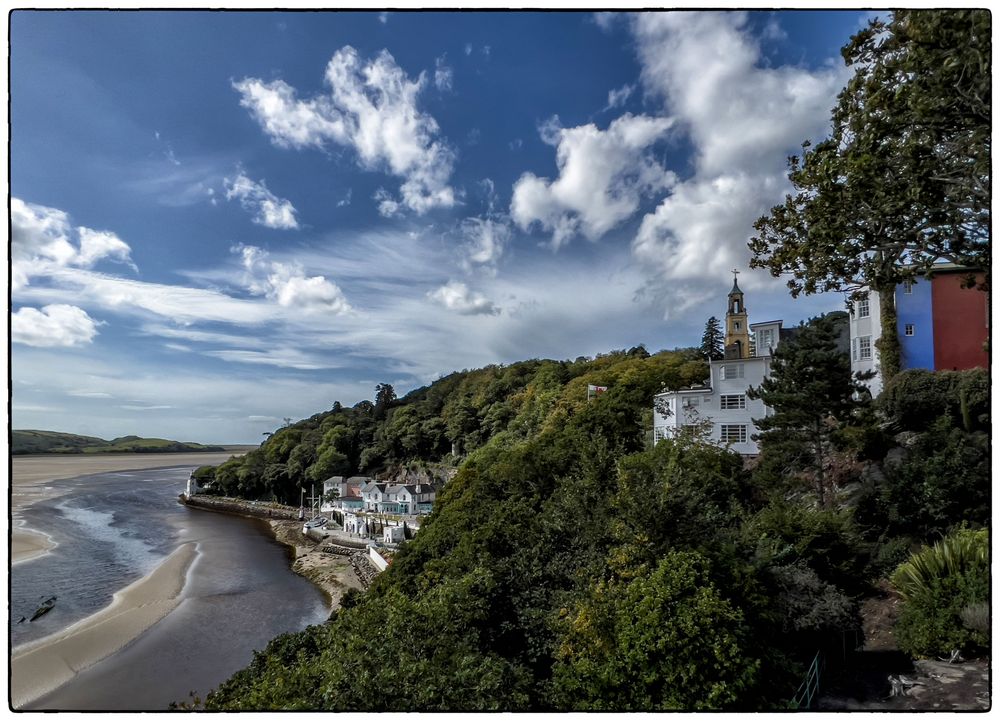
[847,289,883,397]
[653,276,783,456]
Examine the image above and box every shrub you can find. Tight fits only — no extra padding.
[878,416,990,540]
[878,368,988,432]
[890,528,989,658]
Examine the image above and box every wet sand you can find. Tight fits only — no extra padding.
[10,543,198,709]
[10,451,245,564]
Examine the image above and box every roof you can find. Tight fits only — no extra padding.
[749,320,782,329]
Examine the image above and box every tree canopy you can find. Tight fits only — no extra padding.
[749,10,990,297]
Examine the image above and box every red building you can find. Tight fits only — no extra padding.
[931,271,989,371]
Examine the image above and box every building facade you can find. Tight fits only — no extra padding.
[849,266,988,397]
[653,275,782,456]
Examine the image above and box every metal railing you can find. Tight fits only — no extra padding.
[790,651,824,710]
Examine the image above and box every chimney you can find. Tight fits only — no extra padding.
[416,484,422,493]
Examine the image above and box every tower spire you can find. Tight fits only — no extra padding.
[724,270,749,359]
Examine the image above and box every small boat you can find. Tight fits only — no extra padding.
[30,596,56,622]
[304,517,329,530]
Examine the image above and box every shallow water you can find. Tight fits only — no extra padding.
[11,466,329,710]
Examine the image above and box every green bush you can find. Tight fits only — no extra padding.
[879,416,990,540]
[891,528,989,658]
[879,368,989,432]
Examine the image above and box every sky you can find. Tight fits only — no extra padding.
[9,8,882,444]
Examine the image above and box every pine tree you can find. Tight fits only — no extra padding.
[699,317,724,361]
[748,315,871,506]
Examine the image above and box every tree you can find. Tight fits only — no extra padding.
[375,382,396,408]
[699,316,724,361]
[551,551,759,710]
[748,315,870,506]
[749,10,990,381]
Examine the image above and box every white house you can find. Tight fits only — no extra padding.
[653,275,783,456]
[322,476,366,512]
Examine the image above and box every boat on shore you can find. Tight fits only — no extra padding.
[29,596,57,622]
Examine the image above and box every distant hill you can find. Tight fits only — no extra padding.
[11,430,227,455]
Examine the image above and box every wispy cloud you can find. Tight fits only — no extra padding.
[224,171,300,229]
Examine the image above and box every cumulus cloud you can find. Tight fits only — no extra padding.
[428,281,500,316]
[224,171,300,229]
[625,12,849,283]
[233,46,455,215]
[511,113,676,248]
[238,244,351,314]
[11,197,137,291]
[12,304,101,347]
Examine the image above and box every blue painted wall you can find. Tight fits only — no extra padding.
[896,279,935,369]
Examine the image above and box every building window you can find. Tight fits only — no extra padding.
[734,321,741,330]
[757,328,773,351]
[857,296,870,318]
[722,364,744,380]
[904,323,915,336]
[903,280,913,294]
[654,427,667,442]
[719,425,747,444]
[720,394,746,410]
[852,338,858,361]
[682,396,700,407]
[859,335,872,360]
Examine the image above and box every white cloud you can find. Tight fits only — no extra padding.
[120,404,174,411]
[460,216,511,274]
[511,113,676,248]
[224,171,300,230]
[537,114,563,146]
[625,11,849,283]
[204,348,341,371]
[12,304,101,347]
[428,281,500,316]
[234,46,456,215]
[606,83,635,110]
[77,228,137,270]
[378,11,389,24]
[11,198,137,291]
[464,43,473,56]
[434,55,453,92]
[336,188,352,207]
[593,12,621,32]
[238,244,352,314]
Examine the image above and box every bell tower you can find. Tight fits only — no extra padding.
[724,269,750,359]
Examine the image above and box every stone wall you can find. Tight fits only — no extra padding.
[181,494,302,521]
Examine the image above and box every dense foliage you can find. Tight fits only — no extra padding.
[197,347,704,503]
[890,528,989,658]
[198,305,988,711]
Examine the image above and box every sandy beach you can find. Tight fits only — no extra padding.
[10,451,244,565]
[10,542,198,709]
[9,451,362,709]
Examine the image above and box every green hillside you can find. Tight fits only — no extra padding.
[12,429,226,455]
[196,330,988,711]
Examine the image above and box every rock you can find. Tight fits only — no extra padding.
[884,447,909,467]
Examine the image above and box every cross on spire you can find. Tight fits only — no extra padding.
[732,268,740,282]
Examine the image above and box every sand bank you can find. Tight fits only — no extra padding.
[10,542,198,709]
[10,451,243,565]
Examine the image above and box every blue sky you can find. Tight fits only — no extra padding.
[10,9,878,444]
